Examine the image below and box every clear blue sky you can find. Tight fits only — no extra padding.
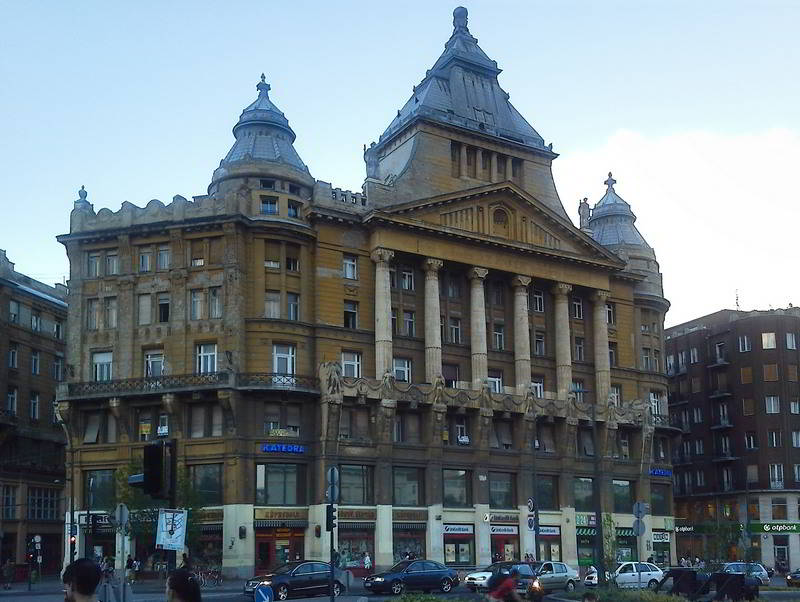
[1,1,798,324]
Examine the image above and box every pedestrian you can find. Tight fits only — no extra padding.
[62,558,102,602]
[166,568,202,602]
[363,551,372,571]
[647,555,654,564]
[125,555,134,584]
[2,558,12,590]
[179,553,192,571]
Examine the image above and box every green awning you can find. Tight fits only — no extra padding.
[576,528,597,536]
[616,528,636,537]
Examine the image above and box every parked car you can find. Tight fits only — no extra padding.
[363,559,459,595]
[721,562,770,586]
[528,561,579,596]
[786,569,800,587]
[465,561,539,592]
[243,561,345,600]
[613,561,664,589]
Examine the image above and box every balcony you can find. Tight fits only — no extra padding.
[711,418,734,430]
[707,353,730,369]
[0,409,19,426]
[672,454,692,466]
[709,388,732,400]
[653,413,684,434]
[64,372,319,400]
[770,480,785,490]
[712,451,739,462]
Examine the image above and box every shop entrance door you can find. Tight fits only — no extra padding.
[256,533,305,571]
[775,545,788,570]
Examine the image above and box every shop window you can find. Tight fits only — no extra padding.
[573,477,594,512]
[393,467,424,506]
[536,475,558,510]
[190,464,223,506]
[489,472,515,508]
[256,464,305,505]
[443,469,472,507]
[84,470,115,508]
[340,465,373,505]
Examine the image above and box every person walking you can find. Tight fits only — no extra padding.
[125,555,134,584]
[166,568,202,602]
[62,558,102,602]
[179,553,192,571]
[363,551,372,572]
[132,557,141,584]
[2,558,13,590]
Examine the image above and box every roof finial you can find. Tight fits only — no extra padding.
[604,171,616,190]
[257,73,271,95]
[78,185,87,200]
[453,6,469,33]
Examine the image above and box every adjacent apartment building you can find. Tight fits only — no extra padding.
[0,250,68,575]
[57,7,677,578]
[667,307,800,569]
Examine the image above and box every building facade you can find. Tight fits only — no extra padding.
[0,250,68,575]
[667,308,800,570]
[57,7,677,578]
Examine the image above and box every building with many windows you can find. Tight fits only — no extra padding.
[57,7,676,578]
[667,307,800,570]
[0,250,68,575]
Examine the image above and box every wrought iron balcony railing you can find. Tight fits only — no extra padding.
[0,409,19,424]
[237,373,319,392]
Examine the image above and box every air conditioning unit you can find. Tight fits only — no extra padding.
[457,435,470,445]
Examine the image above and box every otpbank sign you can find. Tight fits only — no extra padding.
[751,522,800,534]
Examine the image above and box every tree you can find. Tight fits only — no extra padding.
[601,513,618,572]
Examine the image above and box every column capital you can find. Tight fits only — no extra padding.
[511,275,531,289]
[591,289,612,303]
[370,248,394,265]
[422,258,444,273]
[551,282,573,296]
[468,266,489,281]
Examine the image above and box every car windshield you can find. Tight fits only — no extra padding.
[389,561,412,572]
[272,563,302,575]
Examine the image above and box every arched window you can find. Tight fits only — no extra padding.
[492,208,509,238]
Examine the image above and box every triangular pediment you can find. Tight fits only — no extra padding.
[381,182,622,265]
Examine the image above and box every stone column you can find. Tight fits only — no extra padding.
[469,267,489,387]
[371,248,395,378]
[592,290,612,405]
[490,152,499,183]
[476,148,484,179]
[459,143,468,178]
[552,283,573,400]
[512,275,532,392]
[423,258,444,383]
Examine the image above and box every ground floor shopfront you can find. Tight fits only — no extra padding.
[64,505,677,578]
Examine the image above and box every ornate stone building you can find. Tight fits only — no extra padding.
[57,7,676,577]
[0,250,68,575]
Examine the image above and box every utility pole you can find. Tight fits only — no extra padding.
[592,401,606,584]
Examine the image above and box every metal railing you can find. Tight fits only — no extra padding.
[67,372,229,397]
[237,373,319,391]
[0,409,19,423]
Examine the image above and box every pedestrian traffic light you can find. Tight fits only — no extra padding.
[326,504,337,532]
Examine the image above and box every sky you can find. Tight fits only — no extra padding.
[1,0,798,327]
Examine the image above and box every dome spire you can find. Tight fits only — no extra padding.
[604,171,617,191]
[257,73,271,96]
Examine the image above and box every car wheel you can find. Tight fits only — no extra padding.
[390,580,404,595]
[440,578,453,593]
[331,581,342,597]
[565,580,575,592]
[276,584,290,601]
[648,580,659,590]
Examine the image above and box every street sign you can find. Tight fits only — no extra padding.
[255,584,274,602]
[527,498,536,513]
[326,466,339,486]
[326,484,339,503]
[483,513,490,522]
[37,556,42,564]
[35,543,41,550]
[155,508,188,551]
[70,524,77,536]
[632,519,646,536]
[33,534,41,543]
[115,503,130,527]
[633,501,649,519]
[527,516,535,531]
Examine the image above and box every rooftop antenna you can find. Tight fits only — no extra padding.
[735,289,740,311]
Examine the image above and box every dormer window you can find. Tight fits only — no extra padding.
[288,184,300,195]
[260,179,275,190]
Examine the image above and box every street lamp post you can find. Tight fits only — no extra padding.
[591,401,606,585]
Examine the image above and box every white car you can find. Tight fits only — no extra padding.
[613,561,663,589]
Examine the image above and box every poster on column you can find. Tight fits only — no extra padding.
[155,509,188,551]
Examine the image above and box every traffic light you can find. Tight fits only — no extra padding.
[69,535,76,546]
[26,539,35,564]
[325,504,337,532]
[130,440,175,499]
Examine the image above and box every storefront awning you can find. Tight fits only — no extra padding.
[339,522,375,530]
[393,522,427,531]
[201,524,223,533]
[576,528,597,536]
[616,528,635,537]
[254,520,308,528]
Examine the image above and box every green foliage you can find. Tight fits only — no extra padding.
[564,589,676,602]
[601,513,617,570]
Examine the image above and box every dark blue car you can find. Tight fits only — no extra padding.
[364,560,460,595]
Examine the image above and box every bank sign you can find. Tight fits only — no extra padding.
[490,525,518,535]
[443,524,474,534]
[751,522,800,534]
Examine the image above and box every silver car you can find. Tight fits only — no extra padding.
[722,562,770,586]
[533,561,579,593]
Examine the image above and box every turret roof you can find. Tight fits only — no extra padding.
[588,173,650,248]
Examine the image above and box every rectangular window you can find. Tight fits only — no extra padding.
[693,407,703,423]
[574,336,585,361]
[286,256,299,272]
[265,290,280,318]
[104,252,119,275]
[788,333,797,350]
[27,487,58,520]
[156,246,170,270]
[84,469,115,508]
[53,319,63,339]
[273,344,296,375]
[493,323,505,350]
[534,331,546,356]
[86,299,98,329]
[793,431,800,448]
[145,351,164,377]
[190,290,205,320]
[340,465,373,505]
[158,294,170,323]
[448,317,462,343]
[342,254,358,280]
[764,363,779,382]
[740,366,752,384]
[209,287,222,318]
[772,497,788,520]
[572,297,583,319]
[696,470,705,487]
[6,387,17,414]
[766,396,780,414]
[763,332,777,349]
[536,475,558,510]
[391,309,397,335]
[612,479,633,513]
[92,352,112,381]
[139,248,152,272]
[265,259,280,269]
[578,427,595,456]
[531,289,544,312]
[403,311,416,336]
[189,464,223,506]
[489,472,515,508]
[488,369,503,393]
[393,357,411,382]
[286,293,299,321]
[743,398,755,416]
[605,303,615,325]
[533,377,546,399]
[393,467,424,506]
[29,392,39,420]
[52,357,63,381]
[287,201,300,218]
[195,343,217,374]
[609,342,618,367]
[739,335,751,352]
[8,300,20,324]
[491,419,513,450]
[651,483,671,516]
[694,439,704,455]
[571,380,585,404]
[103,298,117,328]
[401,269,414,291]
[341,351,362,378]
[87,253,100,278]
[339,406,369,440]
[260,195,278,215]
[256,464,305,505]
[770,463,784,488]
[393,412,421,444]
[30,350,39,375]
[260,179,275,190]
[769,430,782,448]
[573,477,594,512]
[343,300,358,329]
[642,348,652,371]
[792,401,800,414]
[138,294,151,325]
[443,469,472,507]
[442,363,460,389]
[2,486,16,520]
